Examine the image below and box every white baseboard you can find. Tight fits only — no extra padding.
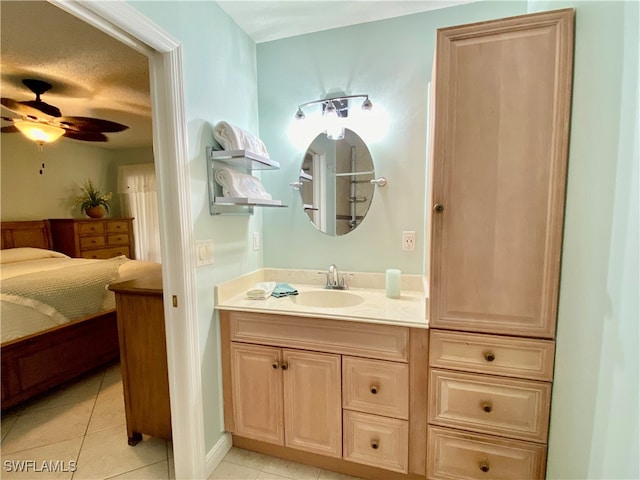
[204,432,232,478]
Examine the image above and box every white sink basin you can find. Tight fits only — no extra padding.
[290,290,364,308]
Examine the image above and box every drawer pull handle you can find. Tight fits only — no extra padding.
[280,363,288,371]
[370,385,379,395]
[370,440,379,450]
[481,401,493,413]
[272,362,279,369]
[484,351,496,362]
[479,461,490,473]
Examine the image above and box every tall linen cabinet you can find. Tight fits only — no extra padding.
[426,9,574,479]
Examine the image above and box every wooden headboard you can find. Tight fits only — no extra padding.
[1,220,53,250]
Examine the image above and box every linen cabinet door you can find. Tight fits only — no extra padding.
[282,349,342,457]
[429,9,574,339]
[230,343,284,445]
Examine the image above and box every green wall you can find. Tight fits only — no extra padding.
[257,1,527,275]
[1,134,120,219]
[128,0,262,454]
[525,1,639,478]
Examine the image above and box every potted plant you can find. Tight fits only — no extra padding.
[75,179,112,218]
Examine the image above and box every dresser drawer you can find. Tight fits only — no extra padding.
[229,312,409,362]
[107,221,130,233]
[108,234,130,246]
[80,235,106,249]
[429,369,551,443]
[78,221,105,235]
[427,426,546,480]
[81,246,131,259]
[429,330,555,381]
[343,410,408,473]
[342,356,408,419]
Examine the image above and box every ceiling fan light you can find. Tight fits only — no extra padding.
[15,120,65,143]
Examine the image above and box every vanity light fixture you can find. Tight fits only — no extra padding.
[294,94,373,141]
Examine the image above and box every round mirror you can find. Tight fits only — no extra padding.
[299,129,375,236]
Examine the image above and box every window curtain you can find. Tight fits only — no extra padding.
[117,163,161,262]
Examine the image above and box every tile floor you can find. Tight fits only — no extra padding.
[1,363,362,480]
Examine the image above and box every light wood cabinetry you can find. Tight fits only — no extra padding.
[108,271,171,445]
[427,9,574,479]
[49,218,135,259]
[220,310,428,479]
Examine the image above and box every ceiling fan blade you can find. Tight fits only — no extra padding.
[58,116,128,133]
[63,130,108,142]
[1,125,19,133]
[1,97,58,120]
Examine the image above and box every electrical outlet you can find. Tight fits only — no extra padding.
[252,232,261,251]
[403,231,416,251]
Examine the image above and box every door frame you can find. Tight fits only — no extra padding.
[48,1,204,478]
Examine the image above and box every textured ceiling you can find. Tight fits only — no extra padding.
[217,0,476,43]
[0,1,152,150]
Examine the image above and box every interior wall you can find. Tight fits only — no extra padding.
[127,0,262,454]
[0,134,120,219]
[524,1,639,478]
[256,1,527,275]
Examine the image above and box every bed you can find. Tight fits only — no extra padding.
[1,220,160,410]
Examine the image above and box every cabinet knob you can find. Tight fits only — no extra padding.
[370,385,379,395]
[272,362,279,369]
[280,363,288,371]
[479,461,490,473]
[370,440,379,450]
[483,351,496,362]
[481,401,493,413]
[433,203,444,213]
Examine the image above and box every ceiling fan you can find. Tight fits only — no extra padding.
[1,78,129,143]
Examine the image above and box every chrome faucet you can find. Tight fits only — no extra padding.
[320,264,349,290]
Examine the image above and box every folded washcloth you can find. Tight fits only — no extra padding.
[246,282,277,300]
[214,167,272,200]
[213,121,271,159]
[271,282,298,298]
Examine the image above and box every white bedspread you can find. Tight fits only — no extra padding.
[1,250,161,343]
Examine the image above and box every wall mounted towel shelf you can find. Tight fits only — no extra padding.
[207,147,287,215]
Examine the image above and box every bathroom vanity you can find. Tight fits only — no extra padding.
[217,269,429,480]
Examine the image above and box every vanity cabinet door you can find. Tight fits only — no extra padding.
[428,9,574,339]
[282,349,342,458]
[230,343,284,445]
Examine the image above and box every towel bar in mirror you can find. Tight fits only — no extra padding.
[295,128,376,236]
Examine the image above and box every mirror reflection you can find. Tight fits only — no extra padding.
[299,129,375,236]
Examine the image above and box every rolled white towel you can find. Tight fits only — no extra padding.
[213,121,270,159]
[214,167,272,200]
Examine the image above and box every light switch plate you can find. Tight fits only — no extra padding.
[195,240,214,266]
[252,232,261,251]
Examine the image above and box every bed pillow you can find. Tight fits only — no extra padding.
[0,248,70,264]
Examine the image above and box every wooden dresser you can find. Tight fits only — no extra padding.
[108,270,171,445]
[49,218,135,259]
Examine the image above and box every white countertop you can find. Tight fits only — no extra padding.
[215,268,429,329]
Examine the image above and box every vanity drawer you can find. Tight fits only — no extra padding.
[429,369,551,443]
[429,330,555,381]
[427,426,546,480]
[342,356,408,419]
[229,312,408,362]
[343,410,408,474]
[80,235,106,249]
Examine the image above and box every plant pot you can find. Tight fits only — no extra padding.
[85,206,107,219]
